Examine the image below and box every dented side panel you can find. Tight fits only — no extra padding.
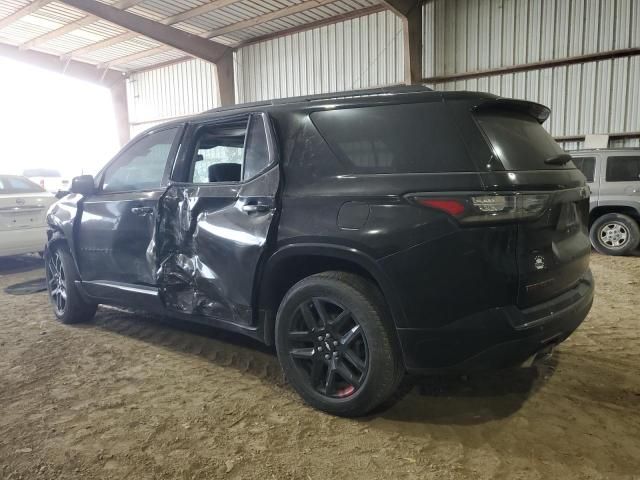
[157,165,280,326]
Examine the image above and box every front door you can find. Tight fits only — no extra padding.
[157,113,279,328]
[76,125,182,287]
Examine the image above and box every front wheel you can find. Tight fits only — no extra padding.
[45,244,97,324]
[275,271,403,417]
[590,213,640,256]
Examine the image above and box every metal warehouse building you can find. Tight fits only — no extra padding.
[0,0,638,150]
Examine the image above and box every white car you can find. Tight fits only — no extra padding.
[23,168,70,195]
[0,175,55,257]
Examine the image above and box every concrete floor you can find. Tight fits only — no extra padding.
[0,253,639,479]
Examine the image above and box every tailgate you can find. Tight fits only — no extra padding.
[517,187,591,307]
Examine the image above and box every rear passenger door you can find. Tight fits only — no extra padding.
[157,113,279,327]
[599,155,640,207]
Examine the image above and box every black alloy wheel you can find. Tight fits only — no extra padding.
[46,249,67,316]
[286,297,369,398]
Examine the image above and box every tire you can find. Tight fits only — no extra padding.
[589,213,640,256]
[45,243,97,324]
[275,271,403,417]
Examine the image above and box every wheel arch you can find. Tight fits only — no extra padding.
[590,205,640,227]
[257,244,407,347]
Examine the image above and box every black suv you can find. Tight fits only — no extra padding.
[45,86,594,416]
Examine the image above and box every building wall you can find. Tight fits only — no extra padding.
[423,0,640,150]
[234,10,405,103]
[126,58,219,136]
[125,0,639,151]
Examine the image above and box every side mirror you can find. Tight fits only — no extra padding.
[70,175,96,196]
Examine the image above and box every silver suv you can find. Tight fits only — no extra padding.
[571,148,640,255]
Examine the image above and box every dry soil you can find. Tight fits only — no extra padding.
[0,253,639,479]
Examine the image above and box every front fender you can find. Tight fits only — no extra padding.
[45,193,84,270]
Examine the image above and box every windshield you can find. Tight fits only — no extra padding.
[475,110,574,170]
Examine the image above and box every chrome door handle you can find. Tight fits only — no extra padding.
[242,203,270,214]
[131,206,154,216]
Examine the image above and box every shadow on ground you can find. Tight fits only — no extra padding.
[0,254,44,275]
[82,305,553,426]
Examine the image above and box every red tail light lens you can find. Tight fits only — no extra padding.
[408,193,550,224]
[416,198,466,216]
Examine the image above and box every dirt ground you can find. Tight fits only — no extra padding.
[0,254,639,480]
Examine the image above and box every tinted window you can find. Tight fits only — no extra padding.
[311,102,474,173]
[571,156,596,182]
[475,110,570,170]
[243,115,270,180]
[103,127,178,192]
[605,156,640,182]
[0,176,45,193]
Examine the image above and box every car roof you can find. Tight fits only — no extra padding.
[141,85,501,134]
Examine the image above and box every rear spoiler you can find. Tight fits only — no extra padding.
[471,98,551,124]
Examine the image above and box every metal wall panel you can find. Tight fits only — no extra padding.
[423,0,640,76]
[423,0,640,148]
[235,10,405,103]
[126,58,219,135]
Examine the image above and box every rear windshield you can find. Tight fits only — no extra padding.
[0,176,46,194]
[311,102,474,173]
[475,110,573,170]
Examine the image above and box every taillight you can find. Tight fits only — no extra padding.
[407,193,549,224]
[40,179,45,188]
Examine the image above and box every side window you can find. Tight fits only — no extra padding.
[572,157,596,182]
[103,127,179,192]
[311,102,475,174]
[187,114,272,184]
[189,118,247,183]
[605,156,640,182]
[243,115,270,180]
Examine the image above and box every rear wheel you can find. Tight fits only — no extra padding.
[45,244,97,324]
[590,213,640,256]
[275,271,403,417]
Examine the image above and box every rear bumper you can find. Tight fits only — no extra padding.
[0,226,47,257]
[398,271,594,373]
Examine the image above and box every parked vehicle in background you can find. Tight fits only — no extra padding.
[24,168,70,196]
[44,86,593,416]
[571,149,640,255]
[0,175,55,257]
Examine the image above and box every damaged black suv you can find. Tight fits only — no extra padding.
[45,86,594,416]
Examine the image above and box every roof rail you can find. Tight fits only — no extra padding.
[270,84,433,105]
[205,84,433,113]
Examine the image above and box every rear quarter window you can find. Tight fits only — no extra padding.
[311,102,474,174]
[474,109,571,171]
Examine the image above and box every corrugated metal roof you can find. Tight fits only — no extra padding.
[0,0,380,72]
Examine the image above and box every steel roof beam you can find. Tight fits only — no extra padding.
[0,0,55,30]
[0,42,123,86]
[57,0,230,64]
[380,0,423,84]
[19,0,146,51]
[64,0,239,59]
[102,0,338,67]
